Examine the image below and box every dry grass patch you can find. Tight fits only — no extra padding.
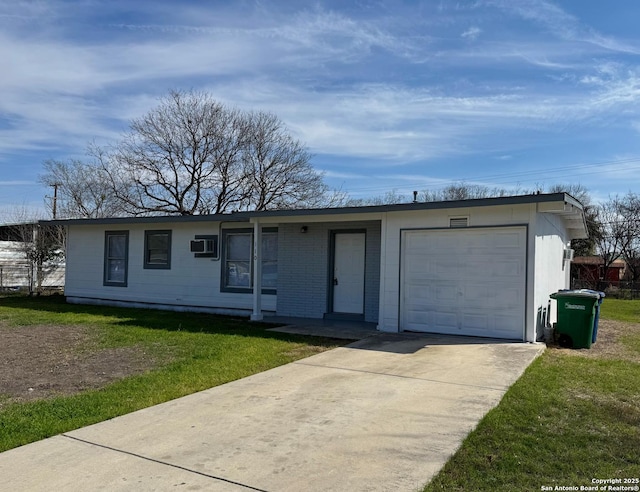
[548,319,640,363]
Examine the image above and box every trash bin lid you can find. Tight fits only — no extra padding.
[550,289,602,299]
[580,289,606,299]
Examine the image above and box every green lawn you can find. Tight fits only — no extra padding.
[424,299,640,491]
[0,295,345,452]
[3,296,640,489]
[600,297,640,323]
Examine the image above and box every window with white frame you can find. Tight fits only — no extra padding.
[104,231,129,286]
[222,229,277,293]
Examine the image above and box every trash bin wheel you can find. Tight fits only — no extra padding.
[558,333,573,348]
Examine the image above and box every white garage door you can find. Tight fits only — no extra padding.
[401,227,526,340]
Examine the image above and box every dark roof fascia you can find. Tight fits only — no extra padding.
[40,193,582,226]
[41,213,249,227]
[243,192,582,219]
[0,221,38,228]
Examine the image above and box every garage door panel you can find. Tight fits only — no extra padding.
[401,227,526,340]
[465,234,490,251]
[435,284,457,302]
[494,314,521,332]
[495,260,523,277]
[462,313,489,330]
[496,288,522,308]
[433,261,455,277]
[405,276,431,290]
[406,309,431,326]
[433,311,458,331]
[462,286,487,306]
[406,286,431,300]
[494,231,522,247]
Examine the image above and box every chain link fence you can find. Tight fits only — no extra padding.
[571,278,640,299]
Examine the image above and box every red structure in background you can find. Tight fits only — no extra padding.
[571,256,626,289]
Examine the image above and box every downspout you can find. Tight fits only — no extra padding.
[250,219,263,321]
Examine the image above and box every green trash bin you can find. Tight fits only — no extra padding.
[549,290,601,349]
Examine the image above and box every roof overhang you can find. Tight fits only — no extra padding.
[536,195,588,240]
[42,214,248,227]
[40,192,588,238]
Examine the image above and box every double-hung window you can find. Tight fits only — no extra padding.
[144,230,172,269]
[104,231,129,286]
[222,228,277,293]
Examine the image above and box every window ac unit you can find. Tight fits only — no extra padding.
[191,235,219,258]
[190,240,205,252]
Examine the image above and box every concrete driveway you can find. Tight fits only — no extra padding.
[0,333,543,492]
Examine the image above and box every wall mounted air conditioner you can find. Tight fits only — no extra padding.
[190,240,205,252]
[190,235,219,259]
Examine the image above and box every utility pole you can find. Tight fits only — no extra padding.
[50,183,60,219]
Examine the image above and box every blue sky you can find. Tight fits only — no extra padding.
[2,0,640,219]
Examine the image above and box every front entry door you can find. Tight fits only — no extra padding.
[332,232,365,314]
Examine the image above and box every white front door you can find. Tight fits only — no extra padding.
[332,233,365,314]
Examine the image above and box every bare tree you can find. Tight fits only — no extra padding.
[352,182,536,206]
[99,90,242,215]
[39,158,123,219]
[345,189,409,207]
[547,183,591,205]
[594,197,625,285]
[94,90,333,215]
[420,182,518,202]
[617,192,640,282]
[242,111,336,210]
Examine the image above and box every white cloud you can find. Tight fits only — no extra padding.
[484,0,640,54]
[461,26,481,40]
[1,0,640,207]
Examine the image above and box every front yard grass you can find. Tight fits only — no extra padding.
[424,299,640,491]
[0,295,346,453]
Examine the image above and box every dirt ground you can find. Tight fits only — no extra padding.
[547,318,640,363]
[0,323,161,408]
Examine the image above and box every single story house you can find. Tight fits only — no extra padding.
[45,192,587,343]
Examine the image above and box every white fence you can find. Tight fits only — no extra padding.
[0,263,65,292]
[0,241,65,292]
